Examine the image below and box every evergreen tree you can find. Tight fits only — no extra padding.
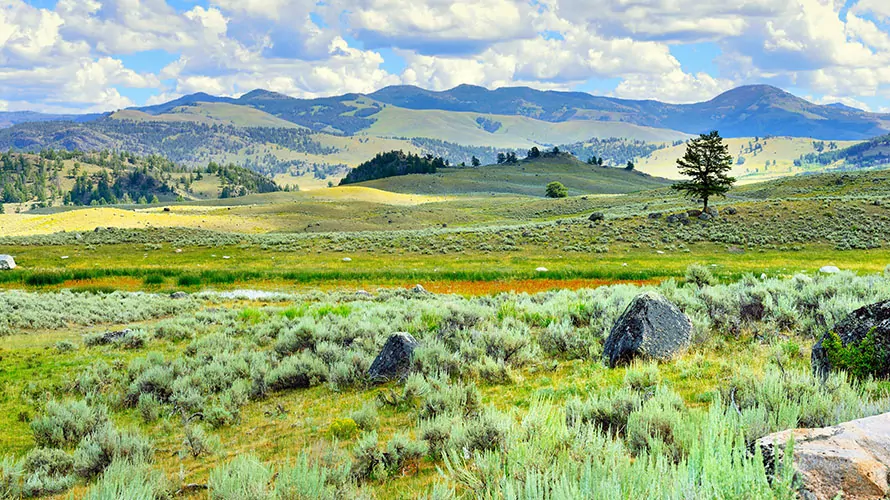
[471,156,481,167]
[672,131,735,211]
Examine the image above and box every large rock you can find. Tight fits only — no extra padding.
[759,412,890,500]
[368,333,418,382]
[603,292,692,367]
[812,300,890,379]
[0,255,15,270]
[588,212,605,222]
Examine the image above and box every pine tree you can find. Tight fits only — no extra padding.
[672,131,735,211]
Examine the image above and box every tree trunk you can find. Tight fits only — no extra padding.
[703,197,709,211]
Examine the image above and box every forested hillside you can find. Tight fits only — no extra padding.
[0,150,280,210]
[340,151,446,185]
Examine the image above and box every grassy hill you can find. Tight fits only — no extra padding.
[357,152,671,196]
[111,103,304,129]
[361,107,689,147]
[636,136,862,183]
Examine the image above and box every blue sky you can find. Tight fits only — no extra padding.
[2,0,890,113]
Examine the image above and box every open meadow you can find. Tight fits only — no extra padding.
[2,166,890,499]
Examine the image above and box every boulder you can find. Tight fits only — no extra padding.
[603,292,693,367]
[355,290,371,297]
[170,291,188,299]
[536,267,549,272]
[812,299,890,379]
[758,412,890,500]
[368,333,418,382]
[698,213,713,221]
[819,265,840,274]
[648,212,663,219]
[724,207,738,215]
[0,255,16,270]
[687,209,703,217]
[411,284,428,294]
[93,328,132,345]
[342,257,352,262]
[740,296,766,323]
[588,212,605,222]
[705,207,719,217]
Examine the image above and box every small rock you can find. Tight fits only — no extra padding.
[0,255,16,270]
[724,207,738,215]
[760,273,768,280]
[342,257,352,262]
[60,256,69,260]
[622,263,628,267]
[648,212,663,219]
[74,233,83,241]
[588,212,605,222]
[94,227,104,233]
[705,207,719,217]
[411,284,428,294]
[92,328,132,345]
[355,290,371,297]
[170,291,188,299]
[163,207,171,212]
[687,209,703,217]
[698,213,712,221]
[656,250,665,255]
[819,265,840,274]
[222,256,231,260]
[603,292,692,367]
[367,333,418,382]
[175,249,182,253]
[536,267,549,272]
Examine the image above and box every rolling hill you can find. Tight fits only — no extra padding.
[356,152,671,196]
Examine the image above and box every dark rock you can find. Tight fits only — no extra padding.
[687,209,703,217]
[724,207,738,215]
[705,207,719,217]
[812,300,890,378]
[0,255,16,270]
[648,212,663,219]
[163,207,171,212]
[698,213,712,221]
[589,212,605,222]
[75,233,83,241]
[368,333,418,382]
[94,328,132,345]
[170,291,188,299]
[94,227,104,233]
[603,292,692,367]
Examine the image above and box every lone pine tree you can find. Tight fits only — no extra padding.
[672,131,735,211]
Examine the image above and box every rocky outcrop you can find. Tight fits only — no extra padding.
[0,255,16,270]
[368,333,418,382]
[170,291,188,299]
[589,212,605,222]
[812,300,890,379]
[759,412,890,500]
[603,292,692,367]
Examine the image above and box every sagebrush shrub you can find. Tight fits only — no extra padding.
[209,455,274,500]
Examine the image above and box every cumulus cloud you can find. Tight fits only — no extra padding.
[1,0,890,112]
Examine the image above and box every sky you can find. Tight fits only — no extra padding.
[3,0,890,113]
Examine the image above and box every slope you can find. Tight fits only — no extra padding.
[357,152,671,196]
[111,103,304,128]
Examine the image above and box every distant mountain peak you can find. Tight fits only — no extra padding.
[240,89,290,100]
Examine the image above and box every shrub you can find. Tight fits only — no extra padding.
[30,400,109,448]
[176,275,201,287]
[448,407,509,454]
[822,330,890,380]
[623,363,661,393]
[137,394,161,423]
[349,404,379,432]
[685,263,717,287]
[23,448,73,477]
[83,460,171,500]
[54,340,77,353]
[625,388,687,462]
[142,274,165,285]
[209,455,275,500]
[565,387,643,436]
[266,353,328,391]
[73,425,153,479]
[329,418,359,440]
[276,453,342,500]
[0,456,23,499]
[20,471,75,498]
[545,181,568,198]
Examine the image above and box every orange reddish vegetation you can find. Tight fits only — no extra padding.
[417,279,660,296]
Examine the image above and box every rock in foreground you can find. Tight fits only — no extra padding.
[759,412,890,500]
[368,333,418,382]
[603,292,692,367]
[812,299,890,379]
[0,255,15,270]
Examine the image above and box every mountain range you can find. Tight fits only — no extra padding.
[2,84,889,141]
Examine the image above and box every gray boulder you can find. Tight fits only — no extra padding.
[705,207,719,217]
[758,412,890,500]
[812,300,890,379]
[819,265,840,274]
[170,291,188,299]
[411,284,428,294]
[687,209,703,217]
[724,207,737,215]
[648,212,663,219]
[698,213,713,221]
[588,212,605,222]
[0,255,15,270]
[603,292,692,367]
[368,333,418,382]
